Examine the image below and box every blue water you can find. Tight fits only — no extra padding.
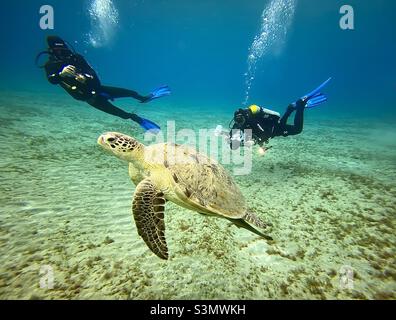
[0,0,395,116]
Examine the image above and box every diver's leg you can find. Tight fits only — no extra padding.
[87,96,134,120]
[275,102,305,137]
[279,104,296,127]
[282,105,305,137]
[273,104,295,137]
[100,86,147,102]
[288,103,305,135]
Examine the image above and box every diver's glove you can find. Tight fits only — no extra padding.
[142,85,171,103]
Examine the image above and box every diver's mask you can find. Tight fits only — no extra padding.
[233,109,248,129]
[36,36,76,68]
[49,44,75,60]
[47,36,75,61]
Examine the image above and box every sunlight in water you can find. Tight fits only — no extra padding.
[86,0,119,48]
[243,0,297,105]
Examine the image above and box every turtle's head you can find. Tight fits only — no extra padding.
[98,132,144,162]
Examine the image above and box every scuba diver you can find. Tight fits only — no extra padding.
[224,78,332,150]
[36,36,171,132]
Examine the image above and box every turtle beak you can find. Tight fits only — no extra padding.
[97,134,106,146]
[97,132,115,149]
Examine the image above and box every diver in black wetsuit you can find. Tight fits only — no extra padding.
[227,78,332,150]
[229,99,307,149]
[37,36,170,131]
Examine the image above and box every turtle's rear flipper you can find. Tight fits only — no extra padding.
[228,218,273,241]
[132,179,169,260]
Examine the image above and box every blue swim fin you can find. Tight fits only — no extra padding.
[302,77,332,101]
[138,117,161,133]
[145,85,171,103]
[292,78,331,109]
[306,94,328,108]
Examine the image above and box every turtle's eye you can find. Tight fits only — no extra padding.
[107,137,115,143]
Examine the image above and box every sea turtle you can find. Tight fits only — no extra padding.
[97,132,272,260]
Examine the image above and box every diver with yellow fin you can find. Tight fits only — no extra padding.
[226,78,332,151]
[36,36,171,133]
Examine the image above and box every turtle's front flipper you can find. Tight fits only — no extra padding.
[132,179,168,260]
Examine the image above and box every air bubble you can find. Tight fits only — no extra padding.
[243,0,296,105]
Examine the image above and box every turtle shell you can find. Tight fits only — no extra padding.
[162,143,247,218]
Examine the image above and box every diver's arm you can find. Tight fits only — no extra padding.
[74,54,101,87]
[45,62,78,84]
[47,73,61,85]
[58,65,98,90]
[45,61,64,84]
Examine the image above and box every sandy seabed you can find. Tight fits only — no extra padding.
[0,91,395,300]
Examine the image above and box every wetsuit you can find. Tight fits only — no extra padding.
[231,100,306,147]
[44,53,148,121]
